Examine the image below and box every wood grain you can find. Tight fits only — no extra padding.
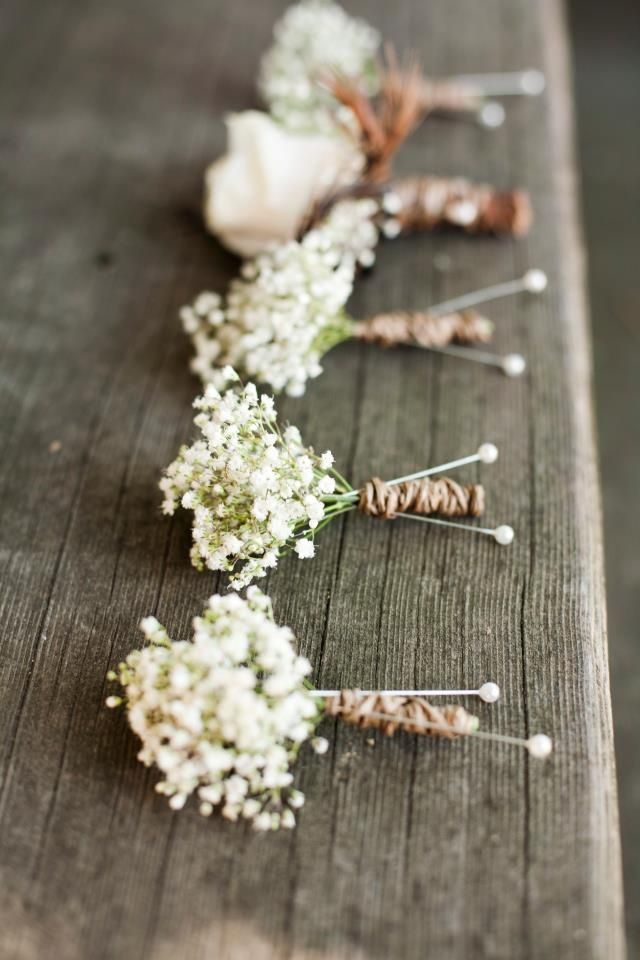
[0,1,623,958]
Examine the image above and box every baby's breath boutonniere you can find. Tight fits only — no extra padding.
[160,371,514,590]
[181,232,546,397]
[107,589,552,831]
[259,0,544,134]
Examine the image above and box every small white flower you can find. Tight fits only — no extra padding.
[180,306,200,334]
[221,364,239,382]
[318,475,336,495]
[294,538,316,559]
[254,812,273,832]
[194,291,220,314]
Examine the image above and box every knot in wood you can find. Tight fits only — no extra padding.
[358,476,485,519]
[324,691,477,738]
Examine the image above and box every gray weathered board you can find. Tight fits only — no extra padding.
[0,0,624,958]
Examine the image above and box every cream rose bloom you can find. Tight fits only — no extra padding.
[203,111,363,258]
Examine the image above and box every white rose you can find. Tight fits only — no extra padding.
[203,111,363,258]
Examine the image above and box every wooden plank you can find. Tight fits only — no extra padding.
[0,1,623,958]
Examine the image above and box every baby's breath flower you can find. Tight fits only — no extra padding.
[107,589,324,829]
[182,231,357,397]
[259,0,381,133]
[160,376,350,588]
[314,197,382,269]
[182,204,382,398]
[294,538,315,559]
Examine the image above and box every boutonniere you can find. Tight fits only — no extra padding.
[107,590,552,830]
[160,372,513,590]
[181,228,546,397]
[259,0,543,134]
[204,67,533,261]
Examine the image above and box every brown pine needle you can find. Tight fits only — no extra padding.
[321,45,428,182]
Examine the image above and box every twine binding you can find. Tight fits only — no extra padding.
[389,175,532,236]
[418,79,483,114]
[324,691,477,738]
[358,476,485,519]
[355,309,493,348]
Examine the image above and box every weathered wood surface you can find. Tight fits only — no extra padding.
[0,0,623,958]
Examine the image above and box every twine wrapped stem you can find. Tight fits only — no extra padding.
[387,174,532,236]
[324,691,478,738]
[358,476,484,519]
[418,78,484,115]
[354,309,493,349]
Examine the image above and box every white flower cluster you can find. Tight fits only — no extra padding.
[319,197,381,269]
[259,0,381,132]
[180,230,356,397]
[107,589,325,830]
[160,375,343,588]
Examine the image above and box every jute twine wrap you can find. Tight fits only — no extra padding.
[354,309,492,349]
[389,175,532,236]
[324,691,477,738]
[358,476,485,519]
[418,79,482,114]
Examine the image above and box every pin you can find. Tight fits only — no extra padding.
[395,513,515,545]
[383,441,499,484]
[364,711,553,758]
[419,70,545,128]
[423,343,527,378]
[315,682,501,703]
[428,270,548,317]
[408,270,547,376]
[453,69,546,97]
[455,70,545,128]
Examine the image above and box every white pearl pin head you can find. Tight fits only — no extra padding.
[523,269,548,293]
[480,102,506,128]
[493,525,515,546]
[478,442,498,464]
[478,682,500,703]
[502,353,527,378]
[382,191,402,215]
[520,69,546,96]
[527,734,553,759]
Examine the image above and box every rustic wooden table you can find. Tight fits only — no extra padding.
[0,1,624,958]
